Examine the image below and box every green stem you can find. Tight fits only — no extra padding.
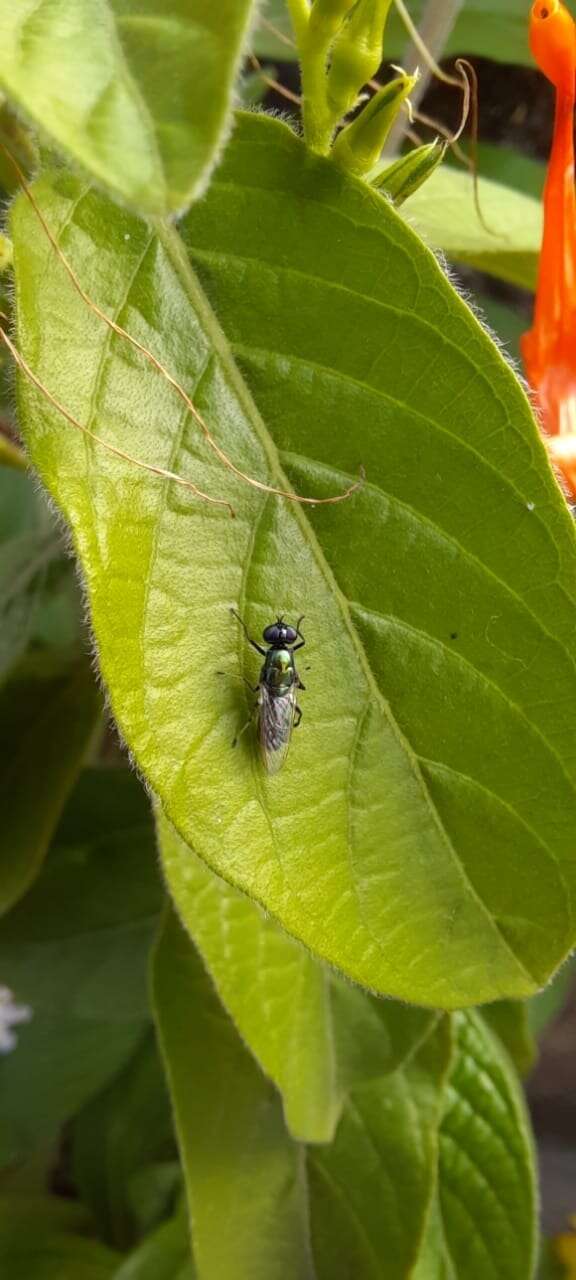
[299,38,334,153]
[285,0,310,46]
[286,0,338,154]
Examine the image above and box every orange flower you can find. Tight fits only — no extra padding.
[521,0,576,497]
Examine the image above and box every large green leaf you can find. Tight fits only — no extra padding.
[159,810,436,1142]
[404,1010,537,1279]
[12,111,576,1007]
[308,1018,453,1279]
[0,769,162,1167]
[437,1011,537,1280]
[0,654,101,914]
[406,167,541,290]
[0,0,256,216]
[152,908,315,1280]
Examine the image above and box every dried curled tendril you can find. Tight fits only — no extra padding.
[0,143,364,517]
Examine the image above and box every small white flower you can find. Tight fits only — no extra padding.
[0,985,32,1054]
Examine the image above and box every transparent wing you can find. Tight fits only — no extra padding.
[258,685,296,775]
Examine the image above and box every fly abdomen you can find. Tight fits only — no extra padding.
[259,684,297,772]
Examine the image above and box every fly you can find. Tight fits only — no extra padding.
[229,608,306,774]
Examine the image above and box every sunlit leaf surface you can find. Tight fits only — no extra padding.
[12,112,576,1007]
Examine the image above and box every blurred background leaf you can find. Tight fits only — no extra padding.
[0,656,101,914]
[159,812,437,1144]
[0,768,162,1170]
[72,1032,176,1250]
[0,1195,120,1279]
[153,908,314,1280]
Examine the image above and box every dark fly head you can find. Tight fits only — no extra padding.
[262,616,300,648]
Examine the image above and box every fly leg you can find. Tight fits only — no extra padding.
[217,671,259,693]
[292,615,306,653]
[294,704,303,728]
[218,669,260,746]
[230,607,266,656]
[232,704,258,749]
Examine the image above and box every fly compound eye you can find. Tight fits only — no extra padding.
[284,626,298,644]
[263,623,280,644]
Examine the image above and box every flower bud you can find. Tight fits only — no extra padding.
[372,139,447,204]
[327,0,395,120]
[309,0,358,43]
[332,70,418,175]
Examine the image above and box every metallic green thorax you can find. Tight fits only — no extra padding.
[262,648,296,696]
